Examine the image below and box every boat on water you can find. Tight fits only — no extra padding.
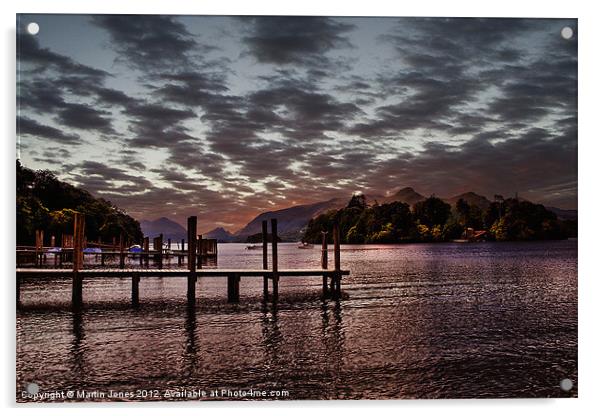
[452,228,488,243]
[246,244,260,250]
[128,244,142,253]
[297,242,314,249]
[83,247,102,253]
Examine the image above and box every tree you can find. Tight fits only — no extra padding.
[413,196,451,228]
[347,193,367,210]
[16,160,143,245]
[455,198,470,226]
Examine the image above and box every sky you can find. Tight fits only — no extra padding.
[16,15,577,232]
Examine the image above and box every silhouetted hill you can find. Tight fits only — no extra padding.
[140,217,186,240]
[545,206,578,221]
[235,198,347,241]
[204,227,235,242]
[17,160,142,245]
[233,188,577,243]
[445,191,491,211]
[381,187,426,206]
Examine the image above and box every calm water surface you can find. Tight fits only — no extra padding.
[16,240,577,400]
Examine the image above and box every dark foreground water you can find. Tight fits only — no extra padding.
[16,240,577,401]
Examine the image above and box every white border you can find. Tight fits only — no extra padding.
[2,1,601,415]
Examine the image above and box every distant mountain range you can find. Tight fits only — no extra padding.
[204,227,235,242]
[139,189,577,241]
[381,187,426,206]
[140,217,187,240]
[443,191,492,211]
[233,197,346,241]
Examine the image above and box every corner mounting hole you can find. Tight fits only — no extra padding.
[27,22,40,35]
[559,378,573,392]
[561,26,574,40]
[26,382,39,394]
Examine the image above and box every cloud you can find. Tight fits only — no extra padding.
[91,15,209,71]
[241,16,354,67]
[56,103,116,134]
[364,128,577,208]
[18,34,108,79]
[18,116,80,144]
[123,101,197,147]
[17,16,579,230]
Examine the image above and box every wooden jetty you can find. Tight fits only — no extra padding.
[16,214,349,308]
[17,235,217,269]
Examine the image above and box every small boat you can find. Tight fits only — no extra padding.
[297,242,314,249]
[246,244,260,250]
[83,247,102,253]
[128,244,142,253]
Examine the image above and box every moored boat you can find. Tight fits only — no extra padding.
[297,242,314,249]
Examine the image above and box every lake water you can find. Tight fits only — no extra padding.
[16,240,578,401]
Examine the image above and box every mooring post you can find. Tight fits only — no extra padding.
[143,237,149,267]
[119,234,125,269]
[59,235,64,266]
[197,234,203,269]
[187,216,197,305]
[132,273,140,307]
[262,220,269,298]
[271,218,279,300]
[227,273,240,303]
[158,233,163,269]
[51,235,58,266]
[166,238,171,265]
[321,231,329,296]
[35,229,43,266]
[333,223,341,299]
[72,213,85,308]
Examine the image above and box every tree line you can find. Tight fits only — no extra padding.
[303,193,576,244]
[17,160,143,246]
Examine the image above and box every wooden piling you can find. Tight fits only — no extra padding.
[262,220,269,298]
[132,273,140,307]
[119,234,125,269]
[333,223,341,299]
[187,217,197,305]
[157,233,163,269]
[35,230,43,266]
[143,237,149,266]
[227,273,240,303]
[271,218,279,300]
[72,213,85,308]
[321,231,329,296]
[197,234,202,269]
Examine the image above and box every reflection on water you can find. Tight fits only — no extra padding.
[16,240,577,400]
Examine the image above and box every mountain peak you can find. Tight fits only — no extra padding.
[445,192,491,211]
[382,187,426,205]
[139,217,187,240]
[204,227,235,242]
